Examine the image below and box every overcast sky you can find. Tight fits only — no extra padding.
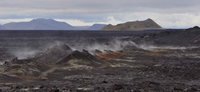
[0,0,200,28]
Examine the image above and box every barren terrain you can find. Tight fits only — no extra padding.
[0,27,200,92]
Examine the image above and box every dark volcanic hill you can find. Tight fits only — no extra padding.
[133,26,200,46]
[0,25,6,30]
[87,24,106,30]
[101,18,162,31]
[3,18,75,30]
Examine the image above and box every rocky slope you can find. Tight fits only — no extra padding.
[101,18,162,31]
[132,26,200,46]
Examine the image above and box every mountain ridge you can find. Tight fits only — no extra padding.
[87,24,107,30]
[101,18,162,31]
[3,18,75,30]
[2,18,163,30]
[0,25,6,30]
[3,19,106,30]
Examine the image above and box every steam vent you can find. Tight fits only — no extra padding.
[0,26,200,91]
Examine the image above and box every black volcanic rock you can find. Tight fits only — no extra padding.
[35,43,73,63]
[87,24,106,30]
[133,26,200,46]
[55,49,102,66]
[54,49,106,68]
[193,26,200,29]
[186,26,200,31]
[3,18,75,30]
[0,30,200,91]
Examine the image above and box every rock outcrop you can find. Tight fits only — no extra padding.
[35,43,73,63]
[132,26,200,46]
[55,49,105,68]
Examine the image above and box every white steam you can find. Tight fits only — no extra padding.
[68,39,137,54]
[136,44,198,51]
[8,38,198,59]
[9,41,63,59]
[11,49,38,59]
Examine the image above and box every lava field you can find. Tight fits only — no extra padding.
[0,27,200,92]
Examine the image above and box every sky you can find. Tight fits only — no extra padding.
[0,0,200,28]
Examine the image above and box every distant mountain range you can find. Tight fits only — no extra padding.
[73,26,90,30]
[0,25,6,30]
[1,18,106,30]
[87,24,107,30]
[73,24,106,30]
[0,18,163,31]
[101,18,162,31]
[3,19,75,30]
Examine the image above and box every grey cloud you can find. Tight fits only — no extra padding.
[0,0,199,15]
[0,0,200,28]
